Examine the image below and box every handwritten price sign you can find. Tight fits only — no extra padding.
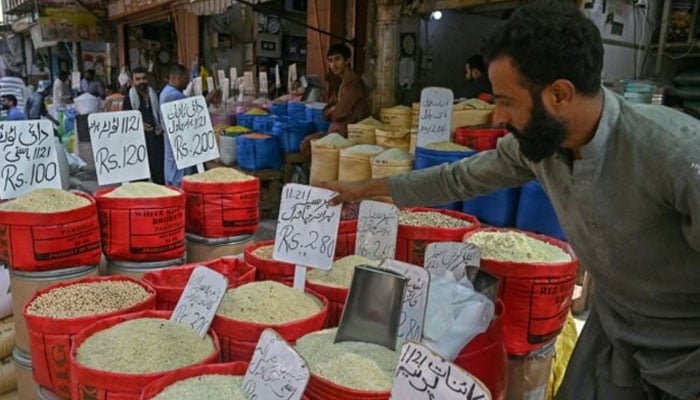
[0,120,60,199]
[242,329,310,400]
[381,259,430,347]
[417,87,454,148]
[160,96,219,169]
[274,184,341,270]
[355,200,399,261]
[424,242,480,283]
[170,266,228,338]
[88,110,150,185]
[392,342,491,400]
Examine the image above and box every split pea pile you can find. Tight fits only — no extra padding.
[217,281,322,324]
[252,244,274,260]
[183,167,254,183]
[0,189,89,212]
[75,318,215,374]
[295,328,399,391]
[399,210,472,228]
[150,375,245,400]
[26,280,149,319]
[466,231,571,263]
[307,255,379,288]
[104,182,179,198]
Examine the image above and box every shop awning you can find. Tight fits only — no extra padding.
[180,0,273,16]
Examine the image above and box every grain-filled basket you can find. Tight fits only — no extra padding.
[397,208,480,266]
[141,257,256,310]
[375,127,410,151]
[305,255,379,328]
[69,310,220,400]
[211,281,329,362]
[371,148,414,179]
[379,105,412,129]
[451,99,495,134]
[235,133,282,171]
[464,228,578,356]
[338,144,385,182]
[309,134,352,185]
[94,183,186,262]
[24,276,157,398]
[140,361,313,400]
[347,117,386,145]
[0,189,101,271]
[181,167,260,238]
[335,203,360,258]
[244,241,295,284]
[295,328,398,400]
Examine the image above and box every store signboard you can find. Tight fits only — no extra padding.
[88,110,151,186]
[417,87,454,148]
[355,200,399,261]
[170,266,228,338]
[381,259,430,347]
[424,242,480,283]
[391,342,491,400]
[242,329,310,400]
[0,120,61,200]
[108,0,174,19]
[39,2,107,42]
[160,95,219,170]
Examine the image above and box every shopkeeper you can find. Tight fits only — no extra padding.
[321,1,700,399]
[301,43,370,157]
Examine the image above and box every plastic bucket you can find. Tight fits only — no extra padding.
[414,146,476,210]
[462,187,521,227]
[516,181,566,240]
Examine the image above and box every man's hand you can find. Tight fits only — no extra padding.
[144,123,154,133]
[317,178,391,206]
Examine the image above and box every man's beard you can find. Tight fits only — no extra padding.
[137,83,148,92]
[508,94,567,162]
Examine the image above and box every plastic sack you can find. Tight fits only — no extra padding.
[423,271,495,360]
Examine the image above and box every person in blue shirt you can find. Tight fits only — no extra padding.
[160,64,194,186]
[1,94,26,121]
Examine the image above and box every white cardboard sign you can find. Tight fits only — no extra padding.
[381,259,430,347]
[160,96,219,170]
[273,184,341,289]
[355,200,399,261]
[230,67,238,90]
[88,110,150,186]
[259,71,269,94]
[417,87,454,148]
[424,242,480,283]
[170,266,228,338]
[242,329,310,400]
[391,342,491,400]
[0,120,61,199]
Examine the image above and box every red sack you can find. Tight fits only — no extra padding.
[140,362,248,399]
[335,219,358,258]
[69,310,221,400]
[244,240,295,284]
[181,176,260,238]
[94,187,186,262]
[141,257,256,310]
[25,276,156,398]
[464,228,579,356]
[396,207,480,266]
[304,373,390,400]
[305,280,348,328]
[454,126,508,152]
[454,300,508,400]
[211,288,329,362]
[0,192,101,271]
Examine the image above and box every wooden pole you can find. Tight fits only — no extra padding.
[371,0,401,114]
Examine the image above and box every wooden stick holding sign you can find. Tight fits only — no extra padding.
[160,95,219,176]
[273,184,341,291]
[355,200,399,261]
[88,110,151,186]
[0,120,61,199]
[391,341,491,400]
[170,265,228,337]
[381,259,430,348]
[417,87,454,148]
[424,242,481,283]
[242,328,310,400]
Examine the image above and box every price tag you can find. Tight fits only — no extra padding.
[275,65,281,89]
[0,120,61,199]
[424,242,480,283]
[160,96,219,170]
[391,342,491,400]
[230,67,238,90]
[355,200,399,261]
[193,77,203,96]
[217,69,226,86]
[259,71,269,94]
[206,77,216,92]
[273,184,341,290]
[88,111,150,186]
[171,265,228,338]
[417,87,454,148]
[221,78,230,106]
[71,71,81,91]
[242,329,310,400]
[381,259,430,347]
[288,64,297,93]
[244,71,255,95]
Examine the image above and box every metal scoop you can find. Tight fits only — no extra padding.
[335,265,407,350]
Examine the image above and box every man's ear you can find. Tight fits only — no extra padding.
[543,79,575,111]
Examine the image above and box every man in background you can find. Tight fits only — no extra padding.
[25,80,58,125]
[464,54,492,100]
[53,71,72,106]
[0,71,26,112]
[80,69,105,98]
[1,94,25,120]
[123,67,164,184]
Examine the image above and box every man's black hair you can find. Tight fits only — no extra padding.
[327,43,351,60]
[467,55,486,73]
[131,66,147,77]
[169,64,187,77]
[58,71,69,81]
[1,94,17,106]
[484,0,603,96]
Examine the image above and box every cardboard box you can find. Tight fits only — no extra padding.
[507,342,555,400]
